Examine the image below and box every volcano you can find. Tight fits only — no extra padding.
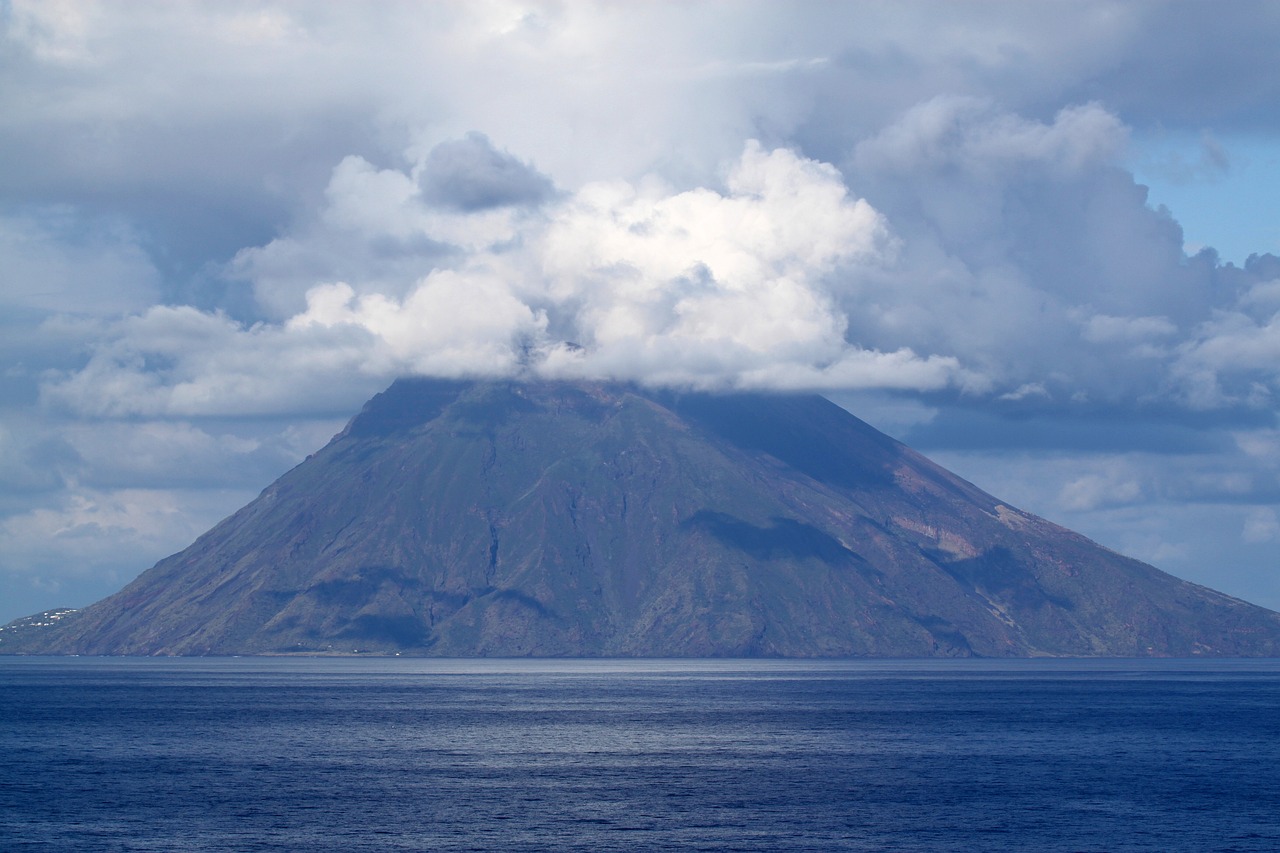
[5,378,1279,657]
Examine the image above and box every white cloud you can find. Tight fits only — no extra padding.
[290,274,547,378]
[33,103,1280,419]
[45,142,969,415]
[323,155,424,240]
[1169,292,1280,408]
[530,142,899,382]
[40,305,387,418]
[998,383,1050,402]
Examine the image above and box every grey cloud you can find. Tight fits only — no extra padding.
[0,209,162,316]
[0,418,79,503]
[1055,1,1280,134]
[418,133,556,211]
[832,99,1266,412]
[59,420,330,491]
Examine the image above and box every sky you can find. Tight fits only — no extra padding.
[2,0,1280,624]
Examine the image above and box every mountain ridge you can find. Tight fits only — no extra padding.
[4,378,1279,657]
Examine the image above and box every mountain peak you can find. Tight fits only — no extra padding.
[6,378,1279,657]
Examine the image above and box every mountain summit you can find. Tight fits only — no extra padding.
[5,378,1280,656]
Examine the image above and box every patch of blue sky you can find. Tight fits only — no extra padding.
[1129,132,1280,265]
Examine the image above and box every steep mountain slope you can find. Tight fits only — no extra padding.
[5,379,1279,656]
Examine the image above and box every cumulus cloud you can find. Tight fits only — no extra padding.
[37,105,1280,420]
[528,142,916,387]
[831,96,1280,414]
[40,305,388,418]
[1171,274,1280,409]
[47,140,971,418]
[289,275,547,378]
[17,90,1280,429]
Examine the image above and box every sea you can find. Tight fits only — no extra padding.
[2,657,1278,852]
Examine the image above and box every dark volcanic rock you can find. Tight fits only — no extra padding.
[6,379,1280,657]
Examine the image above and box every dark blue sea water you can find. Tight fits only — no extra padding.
[2,658,1279,852]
